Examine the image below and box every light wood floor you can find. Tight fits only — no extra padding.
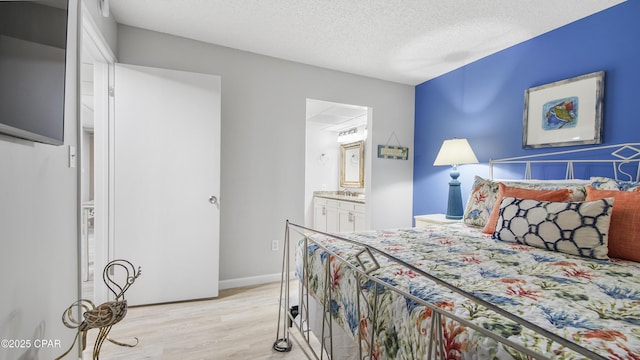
[82,281,308,359]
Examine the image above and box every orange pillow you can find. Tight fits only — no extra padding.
[482,183,571,234]
[586,186,640,262]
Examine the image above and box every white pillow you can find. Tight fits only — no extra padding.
[492,196,613,259]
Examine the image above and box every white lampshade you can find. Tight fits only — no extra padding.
[433,138,479,166]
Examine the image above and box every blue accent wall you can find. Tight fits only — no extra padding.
[413,1,640,217]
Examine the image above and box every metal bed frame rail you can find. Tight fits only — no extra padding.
[488,143,640,181]
[273,221,607,360]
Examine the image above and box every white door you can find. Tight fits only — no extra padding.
[313,199,327,232]
[113,63,221,305]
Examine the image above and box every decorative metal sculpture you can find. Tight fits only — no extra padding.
[56,259,141,360]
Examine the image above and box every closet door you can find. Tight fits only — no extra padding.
[114,63,221,305]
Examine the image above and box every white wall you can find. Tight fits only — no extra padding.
[116,25,414,286]
[304,122,340,227]
[0,1,79,358]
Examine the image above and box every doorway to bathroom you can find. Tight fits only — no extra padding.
[304,98,371,230]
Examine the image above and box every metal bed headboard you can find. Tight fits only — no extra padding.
[489,143,640,181]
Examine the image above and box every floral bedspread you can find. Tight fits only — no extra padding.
[297,223,640,359]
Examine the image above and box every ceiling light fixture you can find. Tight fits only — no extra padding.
[337,128,359,143]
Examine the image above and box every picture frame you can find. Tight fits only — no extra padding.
[523,71,604,149]
[340,141,364,188]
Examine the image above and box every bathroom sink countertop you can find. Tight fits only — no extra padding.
[314,191,366,203]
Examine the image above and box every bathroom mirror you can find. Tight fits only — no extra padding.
[340,140,364,188]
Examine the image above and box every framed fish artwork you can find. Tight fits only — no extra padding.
[523,71,604,149]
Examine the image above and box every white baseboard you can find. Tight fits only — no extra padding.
[219,271,297,290]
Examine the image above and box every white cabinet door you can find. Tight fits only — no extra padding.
[113,64,221,305]
[338,201,365,233]
[325,201,339,233]
[353,211,366,232]
[313,198,327,232]
[338,209,353,233]
[314,197,339,232]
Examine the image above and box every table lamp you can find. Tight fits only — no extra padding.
[433,138,479,219]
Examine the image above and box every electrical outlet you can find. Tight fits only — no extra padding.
[271,240,279,252]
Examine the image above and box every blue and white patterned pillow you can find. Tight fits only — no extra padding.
[492,197,614,259]
[462,176,588,228]
[590,176,640,191]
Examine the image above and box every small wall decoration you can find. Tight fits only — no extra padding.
[523,71,604,149]
[378,131,409,160]
[378,145,409,160]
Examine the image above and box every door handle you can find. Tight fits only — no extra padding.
[209,195,218,205]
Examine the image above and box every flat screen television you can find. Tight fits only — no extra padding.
[0,0,69,146]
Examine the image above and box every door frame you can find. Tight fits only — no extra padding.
[304,99,372,231]
[80,6,116,305]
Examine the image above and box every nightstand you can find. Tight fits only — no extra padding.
[414,214,462,227]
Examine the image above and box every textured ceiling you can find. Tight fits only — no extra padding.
[108,0,625,85]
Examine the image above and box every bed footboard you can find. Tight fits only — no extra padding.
[273,221,608,360]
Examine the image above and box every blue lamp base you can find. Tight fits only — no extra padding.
[445,166,463,220]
